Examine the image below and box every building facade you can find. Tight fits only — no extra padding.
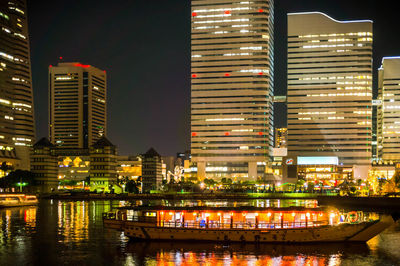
[89,137,119,193]
[274,128,287,148]
[191,0,274,180]
[142,148,163,193]
[0,0,35,170]
[287,12,373,167]
[30,138,58,193]
[377,57,400,161]
[49,62,107,149]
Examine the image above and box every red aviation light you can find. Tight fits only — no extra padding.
[224,132,230,136]
[49,65,53,68]
[259,9,264,13]
[258,72,263,75]
[192,74,197,78]
[192,12,197,17]
[224,10,230,14]
[192,132,197,137]
[258,132,263,135]
[74,63,90,68]
[59,56,63,60]
[224,73,230,77]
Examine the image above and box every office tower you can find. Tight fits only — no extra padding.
[377,57,400,161]
[191,0,274,180]
[0,0,35,170]
[275,128,287,148]
[287,12,373,166]
[49,62,107,148]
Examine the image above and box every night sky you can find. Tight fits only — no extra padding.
[27,0,400,156]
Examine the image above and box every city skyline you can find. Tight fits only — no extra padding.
[27,0,400,156]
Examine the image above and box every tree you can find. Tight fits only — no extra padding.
[0,170,35,191]
[125,180,139,193]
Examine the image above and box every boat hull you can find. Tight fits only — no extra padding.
[122,215,394,243]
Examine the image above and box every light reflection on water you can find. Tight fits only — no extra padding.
[0,199,399,265]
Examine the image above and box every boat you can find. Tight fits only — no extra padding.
[0,194,39,208]
[103,206,395,243]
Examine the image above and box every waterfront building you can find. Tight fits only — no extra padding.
[30,138,58,193]
[287,13,373,176]
[0,0,35,170]
[49,62,107,149]
[191,0,274,180]
[377,57,400,161]
[142,148,163,193]
[116,155,142,180]
[89,136,119,193]
[275,128,287,148]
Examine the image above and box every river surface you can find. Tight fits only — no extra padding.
[0,199,400,265]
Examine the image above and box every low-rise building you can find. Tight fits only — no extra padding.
[30,138,58,193]
[142,148,163,193]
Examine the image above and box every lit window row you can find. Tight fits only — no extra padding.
[205,118,245,121]
[307,92,371,97]
[0,11,9,20]
[55,76,72,80]
[299,75,372,81]
[302,44,354,49]
[193,7,250,13]
[196,14,231,18]
[0,51,14,61]
[13,102,31,108]
[2,27,11,33]
[4,115,14,120]
[299,32,372,38]
[0,98,11,105]
[0,146,13,151]
[193,18,249,24]
[9,6,24,14]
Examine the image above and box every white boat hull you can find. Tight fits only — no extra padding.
[123,215,394,243]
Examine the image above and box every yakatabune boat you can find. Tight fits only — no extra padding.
[103,206,395,243]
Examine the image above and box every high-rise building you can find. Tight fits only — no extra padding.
[274,128,287,148]
[377,57,400,161]
[287,12,373,167]
[49,62,107,149]
[0,0,35,170]
[191,0,274,180]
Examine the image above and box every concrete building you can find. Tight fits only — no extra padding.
[191,0,274,180]
[30,138,58,193]
[142,148,163,193]
[287,12,373,170]
[89,136,119,193]
[0,0,35,170]
[49,62,107,149]
[377,57,400,161]
[275,128,287,148]
[116,155,142,180]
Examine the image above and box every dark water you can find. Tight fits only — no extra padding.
[1,200,400,265]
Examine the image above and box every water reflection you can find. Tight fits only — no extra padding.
[0,200,399,265]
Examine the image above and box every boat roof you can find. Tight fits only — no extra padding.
[116,205,333,212]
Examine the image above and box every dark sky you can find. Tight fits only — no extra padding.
[27,0,399,156]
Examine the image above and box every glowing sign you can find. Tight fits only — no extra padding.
[286,158,293,165]
[297,156,339,165]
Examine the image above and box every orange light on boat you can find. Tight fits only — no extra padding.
[330,212,336,218]
[193,212,197,216]
[217,212,221,216]
[169,212,173,216]
[267,212,271,217]
[205,213,210,217]
[255,213,259,217]
[230,212,233,216]
[160,211,164,215]
[306,213,310,218]
[319,212,323,217]
[292,212,295,217]
[279,213,283,217]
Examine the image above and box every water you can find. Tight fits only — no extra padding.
[0,200,400,265]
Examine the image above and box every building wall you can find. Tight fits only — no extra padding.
[142,155,162,193]
[49,63,106,149]
[89,146,118,193]
[287,12,373,166]
[0,0,35,169]
[378,57,400,161]
[31,146,58,193]
[190,0,274,180]
[275,128,287,148]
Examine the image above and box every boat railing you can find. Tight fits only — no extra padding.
[156,220,329,230]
